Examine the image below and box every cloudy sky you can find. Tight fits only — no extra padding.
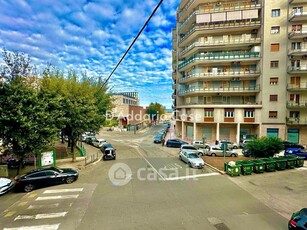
[0,0,180,108]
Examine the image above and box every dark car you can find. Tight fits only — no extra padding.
[14,167,79,192]
[153,134,163,144]
[102,148,116,160]
[166,139,188,148]
[289,208,307,230]
[100,143,113,153]
[283,141,304,150]
[285,148,307,159]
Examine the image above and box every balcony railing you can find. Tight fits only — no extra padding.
[179,52,260,69]
[183,101,261,106]
[179,85,260,95]
[287,101,307,108]
[288,30,307,39]
[288,48,307,56]
[287,83,307,90]
[181,37,261,56]
[286,117,307,125]
[179,70,260,82]
[179,20,261,44]
[289,10,307,21]
[288,66,307,73]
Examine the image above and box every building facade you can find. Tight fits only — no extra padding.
[172,0,307,145]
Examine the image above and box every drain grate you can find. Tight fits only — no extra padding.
[208,217,231,230]
[214,223,231,230]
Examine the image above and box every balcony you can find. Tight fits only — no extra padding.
[289,11,307,22]
[288,30,307,39]
[179,20,261,46]
[172,71,176,81]
[172,93,177,99]
[179,70,260,83]
[178,52,261,70]
[287,101,307,108]
[288,66,307,74]
[178,85,260,96]
[287,83,307,91]
[286,117,307,125]
[288,48,307,56]
[172,84,176,90]
[180,37,261,57]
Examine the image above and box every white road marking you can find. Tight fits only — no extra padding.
[174,163,183,169]
[27,203,59,209]
[15,212,67,220]
[165,172,220,181]
[297,167,307,170]
[36,195,79,201]
[43,188,83,194]
[4,224,60,230]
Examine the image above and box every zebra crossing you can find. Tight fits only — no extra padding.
[1,184,96,230]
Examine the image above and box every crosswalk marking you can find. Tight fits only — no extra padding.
[36,195,79,201]
[43,188,83,194]
[15,212,67,220]
[3,224,60,230]
[27,203,60,209]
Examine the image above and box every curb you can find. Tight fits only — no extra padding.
[204,162,226,175]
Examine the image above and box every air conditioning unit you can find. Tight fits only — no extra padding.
[216,2,222,6]
[303,37,307,41]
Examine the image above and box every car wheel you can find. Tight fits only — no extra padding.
[24,184,34,193]
[66,176,75,184]
[198,152,203,157]
[188,162,192,168]
[211,153,216,157]
[230,153,237,157]
[233,146,238,149]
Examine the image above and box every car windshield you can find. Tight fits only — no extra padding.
[188,153,199,159]
[51,167,63,173]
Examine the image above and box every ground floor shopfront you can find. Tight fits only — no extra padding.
[175,120,307,146]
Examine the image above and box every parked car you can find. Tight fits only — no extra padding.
[288,208,307,230]
[180,144,205,156]
[205,145,238,157]
[100,143,114,153]
[14,167,79,192]
[283,141,304,150]
[192,140,210,149]
[102,148,116,160]
[242,147,253,157]
[84,136,97,145]
[92,138,107,148]
[153,134,163,144]
[0,177,15,195]
[179,150,205,169]
[240,139,252,148]
[166,139,188,148]
[81,131,95,141]
[285,148,307,159]
[220,140,238,149]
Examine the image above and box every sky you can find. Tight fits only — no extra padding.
[0,0,180,109]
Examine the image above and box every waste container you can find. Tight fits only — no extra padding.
[283,155,296,169]
[261,158,276,172]
[295,156,305,168]
[250,159,265,173]
[236,160,253,176]
[225,161,241,177]
[274,157,287,170]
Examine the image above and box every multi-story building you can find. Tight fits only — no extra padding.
[172,0,307,145]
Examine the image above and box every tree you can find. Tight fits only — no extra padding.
[246,137,284,158]
[146,102,166,122]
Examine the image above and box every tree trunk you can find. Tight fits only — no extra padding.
[71,139,76,162]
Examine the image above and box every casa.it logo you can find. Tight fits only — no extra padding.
[108,163,132,186]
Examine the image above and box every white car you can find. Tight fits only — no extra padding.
[92,138,107,148]
[179,150,205,169]
[180,144,205,156]
[0,177,15,195]
[205,145,238,157]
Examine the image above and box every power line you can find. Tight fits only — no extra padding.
[97,0,163,93]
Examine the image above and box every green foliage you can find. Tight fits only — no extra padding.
[246,137,284,158]
[146,102,166,121]
[103,118,119,127]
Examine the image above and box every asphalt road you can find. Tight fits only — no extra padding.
[0,124,305,229]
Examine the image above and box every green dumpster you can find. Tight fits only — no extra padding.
[295,156,305,168]
[261,158,276,172]
[225,162,241,177]
[274,157,287,170]
[250,159,265,173]
[236,160,253,176]
[283,155,296,169]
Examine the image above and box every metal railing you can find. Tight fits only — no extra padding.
[179,85,260,95]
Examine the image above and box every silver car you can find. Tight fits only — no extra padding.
[205,146,238,157]
[0,177,15,195]
[179,150,205,169]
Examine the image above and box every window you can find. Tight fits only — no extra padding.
[270,61,279,68]
[271,9,280,17]
[204,108,214,117]
[271,43,280,52]
[270,77,278,85]
[291,42,301,50]
[270,95,278,101]
[271,26,280,34]
[244,109,254,118]
[224,109,234,118]
[292,24,302,31]
[269,111,278,118]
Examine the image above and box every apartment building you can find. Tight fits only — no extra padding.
[172,0,307,145]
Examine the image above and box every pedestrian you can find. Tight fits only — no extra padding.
[162,138,165,146]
